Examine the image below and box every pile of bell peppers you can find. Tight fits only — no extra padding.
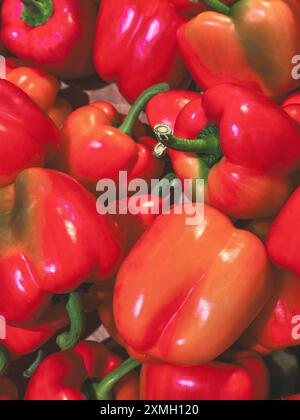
[0,0,300,402]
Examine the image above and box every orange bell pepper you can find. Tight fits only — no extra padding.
[114,204,272,365]
[5,58,72,127]
[177,0,300,99]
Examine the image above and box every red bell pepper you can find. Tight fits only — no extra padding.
[0,79,60,188]
[1,0,97,79]
[152,84,300,219]
[25,341,139,400]
[59,84,167,191]
[241,270,300,354]
[93,0,189,103]
[177,0,300,99]
[267,187,300,277]
[0,168,124,333]
[114,204,272,366]
[281,394,300,400]
[0,303,68,357]
[5,58,72,127]
[282,92,300,126]
[141,350,269,400]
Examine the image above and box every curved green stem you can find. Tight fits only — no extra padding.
[119,83,170,136]
[203,0,231,15]
[93,358,140,401]
[56,291,84,351]
[22,0,53,27]
[23,349,45,378]
[154,123,221,155]
[0,345,9,376]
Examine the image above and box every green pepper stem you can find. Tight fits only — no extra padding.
[93,358,140,401]
[21,0,53,27]
[119,83,170,136]
[0,345,9,376]
[153,123,221,155]
[56,291,85,351]
[203,0,231,15]
[23,349,45,378]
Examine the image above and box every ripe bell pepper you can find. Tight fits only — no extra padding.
[114,204,272,366]
[177,0,300,99]
[93,0,189,103]
[1,0,97,79]
[152,84,300,219]
[240,270,300,354]
[0,168,124,329]
[25,341,139,400]
[267,187,300,277]
[141,351,269,400]
[282,92,300,126]
[0,79,60,188]
[59,84,166,191]
[0,303,69,357]
[5,58,72,127]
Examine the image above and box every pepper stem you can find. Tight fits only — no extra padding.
[119,83,170,136]
[21,0,54,27]
[93,357,140,400]
[0,345,9,376]
[23,349,45,378]
[56,291,85,351]
[203,0,231,15]
[152,173,179,197]
[154,123,221,156]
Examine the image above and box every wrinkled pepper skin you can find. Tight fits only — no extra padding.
[141,351,269,400]
[0,168,124,326]
[241,270,300,354]
[114,204,272,366]
[177,0,300,98]
[282,92,300,126]
[0,377,18,400]
[0,303,69,356]
[267,187,300,277]
[94,0,189,102]
[60,101,164,191]
[25,341,139,400]
[0,79,60,188]
[5,58,72,127]
[150,84,300,219]
[1,0,97,79]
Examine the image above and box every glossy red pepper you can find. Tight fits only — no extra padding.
[177,0,300,99]
[59,84,166,191]
[241,270,300,354]
[267,187,300,277]
[141,351,269,400]
[1,0,97,79]
[5,58,72,127]
[93,0,189,103]
[0,79,60,188]
[0,168,124,329]
[114,204,272,366]
[0,303,68,357]
[282,92,300,126]
[151,84,300,219]
[25,341,139,400]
